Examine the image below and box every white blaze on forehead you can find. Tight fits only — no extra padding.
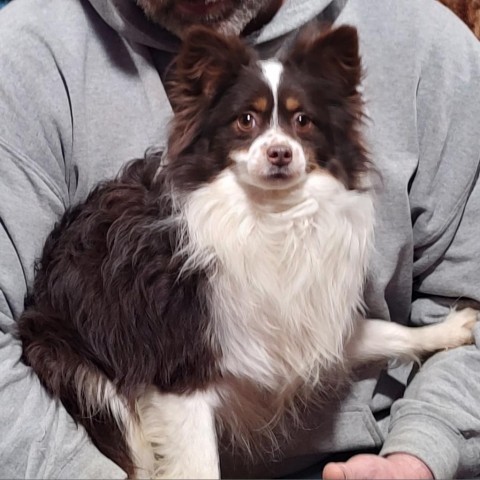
[260,59,283,94]
[260,59,283,126]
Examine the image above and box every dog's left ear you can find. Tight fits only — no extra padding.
[287,24,362,95]
[167,26,252,157]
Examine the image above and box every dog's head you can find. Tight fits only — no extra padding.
[166,23,369,193]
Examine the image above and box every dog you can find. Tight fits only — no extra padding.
[18,24,478,479]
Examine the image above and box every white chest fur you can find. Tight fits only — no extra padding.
[178,171,374,391]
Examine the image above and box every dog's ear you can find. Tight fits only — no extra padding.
[288,24,362,94]
[166,26,252,157]
[172,26,251,101]
[286,24,369,191]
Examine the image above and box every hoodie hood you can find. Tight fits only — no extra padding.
[87,0,335,52]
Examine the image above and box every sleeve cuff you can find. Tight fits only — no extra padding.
[380,413,460,479]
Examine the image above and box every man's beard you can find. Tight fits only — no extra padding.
[136,0,273,38]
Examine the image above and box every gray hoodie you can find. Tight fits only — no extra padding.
[1,0,480,478]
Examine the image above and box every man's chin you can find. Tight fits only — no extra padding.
[136,0,270,39]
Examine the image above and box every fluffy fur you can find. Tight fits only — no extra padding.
[18,24,478,479]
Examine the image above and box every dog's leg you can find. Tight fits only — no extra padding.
[136,388,220,479]
[73,372,157,479]
[347,308,478,363]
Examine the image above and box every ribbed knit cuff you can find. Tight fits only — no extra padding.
[380,413,460,479]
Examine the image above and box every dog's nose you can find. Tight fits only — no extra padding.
[267,145,292,166]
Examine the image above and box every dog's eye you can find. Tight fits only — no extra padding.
[293,112,312,131]
[237,113,256,132]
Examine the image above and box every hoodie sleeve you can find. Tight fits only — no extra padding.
[379,3,480,478]
[0,7,126,479]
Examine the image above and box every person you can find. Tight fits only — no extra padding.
[0,0,479,478]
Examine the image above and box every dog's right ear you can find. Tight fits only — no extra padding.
[167,26,251,157]
[173,26,251,101]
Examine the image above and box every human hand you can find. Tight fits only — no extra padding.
[322,453,434,479]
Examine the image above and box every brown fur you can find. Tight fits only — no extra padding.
[18,157,223,473]
[166,28,253,159]
[281,24,370,190]
[215,363,350,463]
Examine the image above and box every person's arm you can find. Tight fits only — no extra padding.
[380,4,480,478]
[0,10,126,479]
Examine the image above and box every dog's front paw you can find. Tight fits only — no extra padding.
[441,308,479,349]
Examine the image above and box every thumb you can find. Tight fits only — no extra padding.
[322,462,348,480]
[322,454,392,479]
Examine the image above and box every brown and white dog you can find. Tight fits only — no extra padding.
[18,25,478,479]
